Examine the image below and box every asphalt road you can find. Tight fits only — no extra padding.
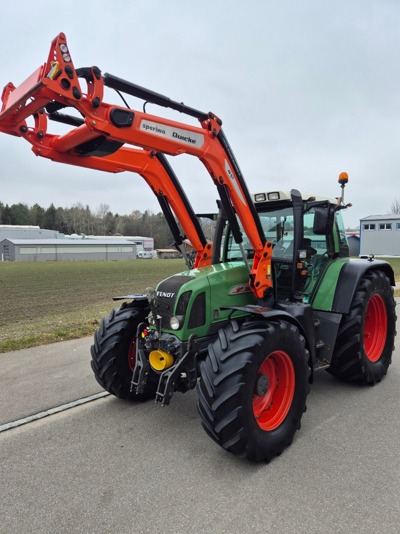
[1,312,400,534]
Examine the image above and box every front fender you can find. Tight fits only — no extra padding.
[226,303,316,367]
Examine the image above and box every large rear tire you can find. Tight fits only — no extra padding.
[197,319,310,462]
[91,302,158,401]
[328,270,396,384]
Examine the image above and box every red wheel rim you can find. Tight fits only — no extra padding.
[128,339,137,372]
[252,350,295,431]
[364,294,387,362]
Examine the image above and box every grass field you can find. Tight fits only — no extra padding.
[1,257,399,353]
[0,259,184,353]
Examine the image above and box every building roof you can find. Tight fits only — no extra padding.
[0,225,40,229]
[0,239,136,246]
[67,235,153,240]
[360,214,400,221]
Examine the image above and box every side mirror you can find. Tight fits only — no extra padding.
[313,206,334,235]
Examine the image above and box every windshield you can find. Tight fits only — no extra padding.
[225,206,292,261]
[226,205,327,260]
[225,204,331,264]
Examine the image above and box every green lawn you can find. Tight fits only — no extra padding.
[1,257,399,353]
[378,257,400,278]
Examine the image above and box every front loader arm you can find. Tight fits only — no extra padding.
[0,36,211,269]
[0,32,272,298]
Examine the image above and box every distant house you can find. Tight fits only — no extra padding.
[346,232,360,256]
[360,215,400,256]
[0,239,137,262]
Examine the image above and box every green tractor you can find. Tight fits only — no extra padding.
[91,177,397,462]
[0,33,395,462]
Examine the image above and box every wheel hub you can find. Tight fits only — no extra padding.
[255,373,269,396]
[252,350,295,431]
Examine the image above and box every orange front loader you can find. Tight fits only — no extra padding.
[0,32,272,298]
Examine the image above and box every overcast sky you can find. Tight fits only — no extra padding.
[0,0,399,228]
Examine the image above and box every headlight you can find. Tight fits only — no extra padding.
[170,316,184,330]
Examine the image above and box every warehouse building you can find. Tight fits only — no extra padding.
[0,225,64,240]
[0,238,137,262]
[360,214,400,256]
[81,235,154,252]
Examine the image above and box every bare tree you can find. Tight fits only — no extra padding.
[95,203,110,219]
[391,198,400,214]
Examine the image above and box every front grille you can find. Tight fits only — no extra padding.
[151,275,194,329]
[176,291,192,315]
[188,292,206,329]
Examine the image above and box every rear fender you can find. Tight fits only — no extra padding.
[332,259,395,314]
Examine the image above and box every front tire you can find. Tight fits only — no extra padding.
[197,320,310,462]
[91,302,158,401]
[328,270,396,384]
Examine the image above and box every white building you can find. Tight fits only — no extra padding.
[0,226,153,261]
[360,215,400,256]
[0,239,137,262]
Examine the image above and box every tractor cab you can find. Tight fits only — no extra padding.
[223,188,349,304]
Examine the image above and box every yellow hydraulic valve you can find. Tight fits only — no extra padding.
[149,350,174,371]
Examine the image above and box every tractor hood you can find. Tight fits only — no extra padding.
[150,262,257,340]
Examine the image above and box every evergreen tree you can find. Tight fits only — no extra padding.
[43,203,57,229]
[9,203,31,225]
[1,204,12,224]
[30,203,45,226]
